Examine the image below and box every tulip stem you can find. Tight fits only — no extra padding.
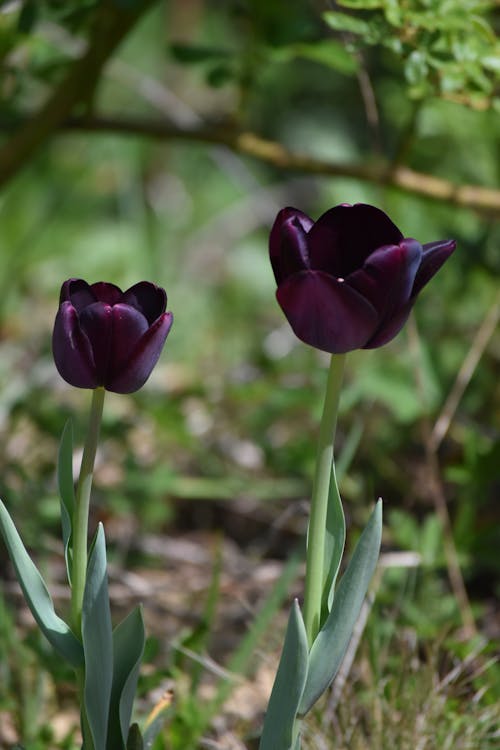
[71,386,106,634]
[303,353,346,646]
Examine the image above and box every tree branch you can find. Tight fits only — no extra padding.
[58,115,500,214]
[2,102,499,213]
[0,0,158,186]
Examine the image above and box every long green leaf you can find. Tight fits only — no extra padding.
[107,606,145,749]
[57,420,75,584]
[259,599,309,750]
[299,500,382,715]
[82,524,113,750]
[0,499,83,667]
[322,461,346,619]
[126,723,144,750]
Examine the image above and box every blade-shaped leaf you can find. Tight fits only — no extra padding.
[299,500,382,715]
[126,723,144,750]
[259,599,309,750]
[322,461,346,619]
[82,524,113,750]
[0,499,83,667]
[57,420,75,584]
[107,606,145,749]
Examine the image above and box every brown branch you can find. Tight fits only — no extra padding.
[2,102,499,213]
[407,314,477,637]
[56,115,500,214]
[430,290,500,451]
[0,1,158,186]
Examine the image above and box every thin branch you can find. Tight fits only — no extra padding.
[18,113,500,214]
[407,314,477,637]
[430,290,500,451]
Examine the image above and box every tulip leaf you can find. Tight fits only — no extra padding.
[126,723,144,750]
[259,599,309,750]
[107,606,145,749]
[82,524,113,750]
[0,499,84,667]
[322,461,346,620]
[57,420,75,584]
[299,500,382,716]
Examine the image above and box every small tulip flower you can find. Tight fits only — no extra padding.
[269,203,456,353]
[53,278,173,393]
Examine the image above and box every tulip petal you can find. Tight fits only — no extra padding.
[78,302,114,384]
[364,240,456,348]
[107,312,173,394]
[60,279,97,313]
[276,271,378,353]
[120,282,167,324]
[52,302,99,389]
[108,304,149,378]
[362,300,413,349]
[348,239,422,322]
[269,207,314,284]
[412,239,456,296]
[90,282,123,306]
[308,204,403,278]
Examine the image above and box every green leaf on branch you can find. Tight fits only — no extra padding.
[299,500,382,716]
[323,10,371,35]
[107,606,145,749]
[169,43,232,64]
[322,463,346,620]
[270,40,358,75]
[258,599,309,750]
[82,523,113,750]
[0,499,84,667]
[57,420,75,584]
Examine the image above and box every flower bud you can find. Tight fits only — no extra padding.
[269,203,456,353]
[53,279,173,393]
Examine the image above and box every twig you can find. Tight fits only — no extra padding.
[1,112,499,213]
[407,315,477,636]
[65,117,500,214]
[430,290,500,451]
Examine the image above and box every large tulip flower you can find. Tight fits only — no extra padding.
[269,203,456,353]
[53,278,173,393]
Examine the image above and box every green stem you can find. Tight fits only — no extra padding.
[303,353,346,645]
[75,667,93,750]
[71,386,105,634]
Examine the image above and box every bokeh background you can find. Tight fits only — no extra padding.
[0,2,499,748]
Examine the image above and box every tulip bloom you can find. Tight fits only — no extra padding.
[270,203,456,353]
[53,278,173,393]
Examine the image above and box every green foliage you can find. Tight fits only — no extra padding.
[82,525,113,750]
[258,600,308,750]
[299,502,382,716]
[0,0,498,747]
[326,0,500,105]
[0,500,84,668]
[57,420,75,583]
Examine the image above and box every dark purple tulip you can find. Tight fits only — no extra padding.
[269,203,456,353]
[53,279,173,393]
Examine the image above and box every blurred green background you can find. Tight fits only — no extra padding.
[0,1,499,748]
